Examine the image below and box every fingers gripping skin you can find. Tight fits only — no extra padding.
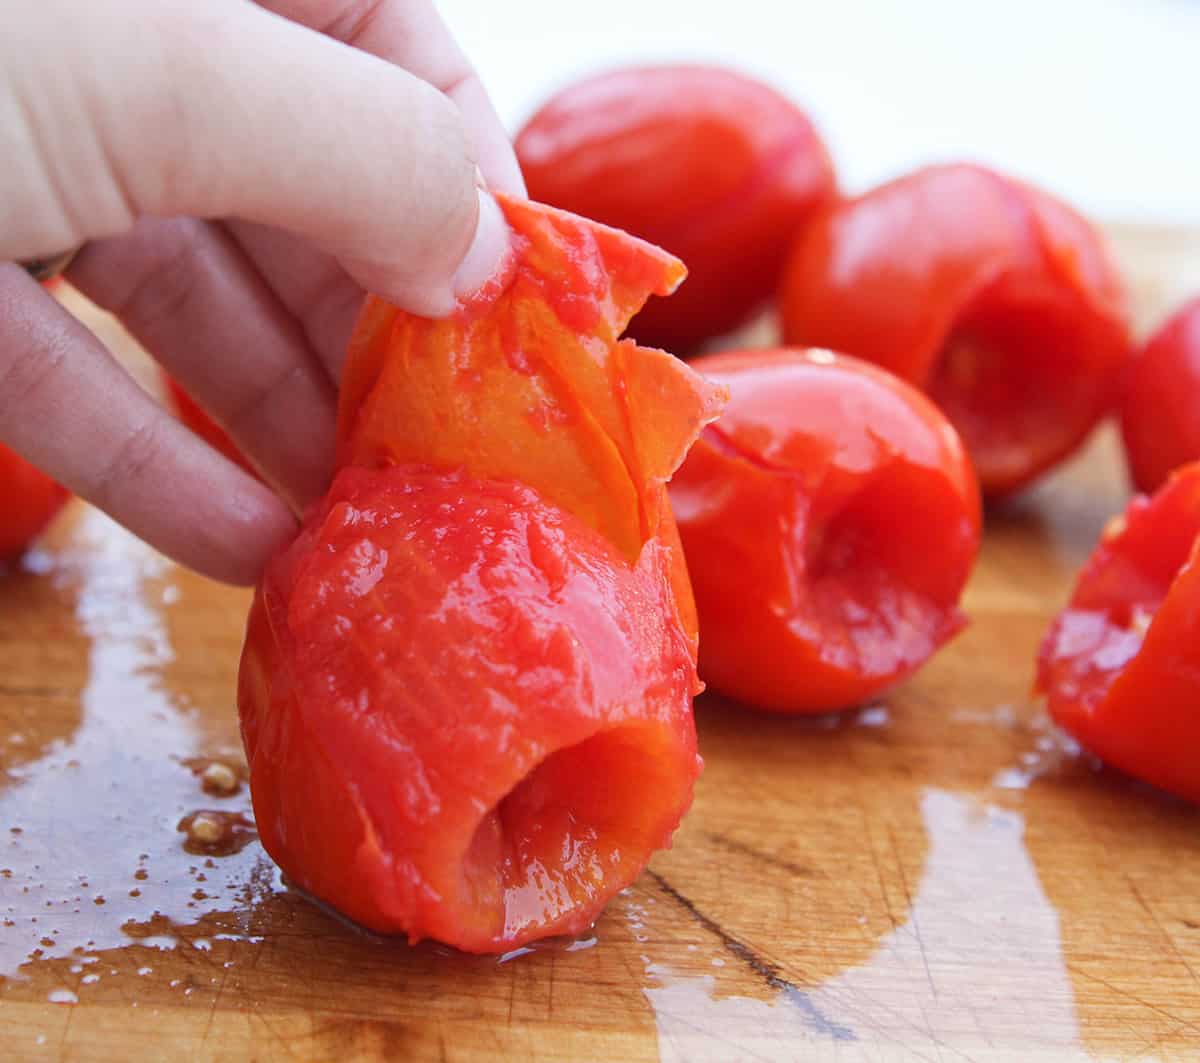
[1,0,501,315]
[0,0,521,581]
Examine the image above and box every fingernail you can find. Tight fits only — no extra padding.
[451,188,511,302]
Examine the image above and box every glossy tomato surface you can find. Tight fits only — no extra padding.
[241,466,699,951]
[0,444,70,561]
[780,164,1130,497]
[1121,297,1200,493]
[672,349,981,713]
[517,65,836,353]
[1037,463,1200,802]
[240,196,724,952]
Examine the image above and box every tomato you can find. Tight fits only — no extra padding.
[1037,462,1200,803]
[239,196,724,952]
[671,348,980,713]
[516,65,836,353]
[1120,297,1200,494]
[164,375,256,477]
[0,444,70,562]
[779,164,1131,497]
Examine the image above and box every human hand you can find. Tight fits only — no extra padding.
[0,0,523,583]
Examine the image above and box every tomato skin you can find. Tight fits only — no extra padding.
[239,196,722,951]
[1037,463,1200,803]
[516,65,836,353]
[779,164,1131,497]
[1120,298,1200,494]
[671,349,980,713]
[240,466,699,951]
[164,375,256,477]
[0,444,69,561]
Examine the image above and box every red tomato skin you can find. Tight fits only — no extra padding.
[779,164,1131,497]
[516,65,836,352]
[1121,298,1200,494]
[164,375,256,477]
[671,349,981,713]
[239,465,699,952]
[0,444,69,561]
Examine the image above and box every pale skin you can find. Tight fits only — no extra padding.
[0,0,524,584]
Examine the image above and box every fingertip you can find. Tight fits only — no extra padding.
[451,188,512,303]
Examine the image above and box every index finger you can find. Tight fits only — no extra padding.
[258,0,525,195]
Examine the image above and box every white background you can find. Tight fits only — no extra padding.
[440,0,1200,226]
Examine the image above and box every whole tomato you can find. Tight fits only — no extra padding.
[1120,297,1200,493]
[516,65,836,353]
[671,348,981,713]
[239,197,724,952]
[1037,462,1200,803]
[779,164,1131,497]
[0,444,70,562]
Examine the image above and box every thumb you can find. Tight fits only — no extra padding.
[2,0,507,315]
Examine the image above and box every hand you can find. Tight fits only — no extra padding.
[0,0,524,583]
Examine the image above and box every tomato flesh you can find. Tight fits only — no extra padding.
[671,349,980,713]
[780,164,1131,497]
[517,64,836,352]
[1037,463,1200,802]
[241,467,698,949]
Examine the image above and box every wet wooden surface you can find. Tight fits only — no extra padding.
[3,229,1200,1061]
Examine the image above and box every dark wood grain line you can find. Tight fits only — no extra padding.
[644,870,855,1042]
[701,831,818,879]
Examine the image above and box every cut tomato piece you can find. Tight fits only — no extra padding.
[0,444,70,561]
[1037,463,1200,802]
[517,65,836,353]
[1120,297,1200,494]
[779,164,1131,497]
[671,349,980,712]
[239,196,723,951]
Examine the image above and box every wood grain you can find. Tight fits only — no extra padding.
[2,230,1200,1061]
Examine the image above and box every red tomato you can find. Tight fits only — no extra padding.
[1037,463,1200,802]
[780,164,1131,497]
[516,65,836,353]
[239,196,723,952]
[671,348,981,713]
[1120,297,1200,493]
[164,375,256,477]
[0,444,70,561]
[242,465,699,950]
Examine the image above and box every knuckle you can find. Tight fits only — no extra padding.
[222,363,308,441]
[112,221,208,337]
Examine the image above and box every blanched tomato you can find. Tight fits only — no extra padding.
[780,164,1131,497]
[1037,462,1200,803]
[1121,297,1200,493]
[517,65,836,353]
[671,349,980,713]
[239,197,724,952]
[0,444,69,561]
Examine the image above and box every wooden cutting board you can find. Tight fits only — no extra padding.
[3,226,1200,1062]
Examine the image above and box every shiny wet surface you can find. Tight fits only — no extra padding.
[4,297,1200,1060]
